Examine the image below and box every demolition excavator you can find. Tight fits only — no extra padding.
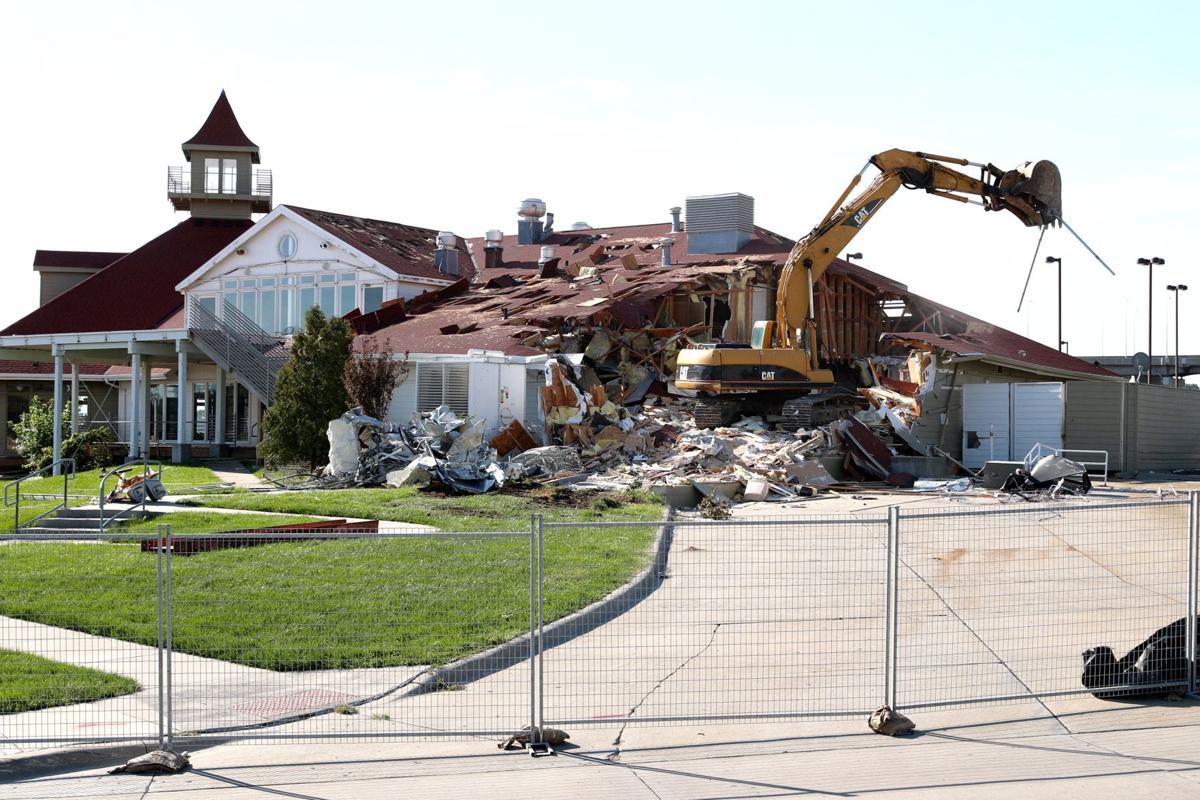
[673,148,1065,428]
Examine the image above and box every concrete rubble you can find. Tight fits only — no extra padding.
[307,349,1016,503]
[308,333,1095,503]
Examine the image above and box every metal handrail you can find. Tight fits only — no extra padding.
[98,459,163,533]
[1024,442,1110,486]
[166,166,272,197]
[3,458,76,532]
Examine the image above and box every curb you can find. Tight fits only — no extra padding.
[408,508,675,694]
[0,740,156,780]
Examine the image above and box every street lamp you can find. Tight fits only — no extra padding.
[1045,256,1064,351]
[1137,257,1166,383]
[1168,284,1188,387]
[845,252,863,263]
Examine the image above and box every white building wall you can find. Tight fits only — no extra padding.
[183,212,453,333]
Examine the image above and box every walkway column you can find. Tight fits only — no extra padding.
[215,368,227,457]
[52,346,64,475]
[140,358,152,458]
[174,342,189,463]
[69,363,80,434]
[128,351,142,460]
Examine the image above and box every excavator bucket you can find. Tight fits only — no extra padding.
[1002,160,1063,225]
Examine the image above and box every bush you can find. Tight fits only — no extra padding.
[12,396,68,471]
[261,307,353,470]
[62,426,115,471]
[344,341,407,422]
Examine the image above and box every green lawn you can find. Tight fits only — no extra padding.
[4,464,227,529]
[106,511,323,534]
[0,650,140,714]
[0,506,661,670]
[20,463,225,498]
[181,485,663,531]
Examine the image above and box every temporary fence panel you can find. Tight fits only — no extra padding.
[538,517,890,729]
[895,499,1193,711]
[164,527,533,744]
[2,499,1196,749]
[0,533,165,747]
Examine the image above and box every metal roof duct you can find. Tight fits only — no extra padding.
[685,192,754,255]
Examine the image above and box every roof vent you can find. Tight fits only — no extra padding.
[517,198,548,245]
[670,206,682,233]
[434,231,459,276]
[659,238,674,266]
[571,221,591,231]
[484,229,504,269]
[685,193,754,255]
[538,245,556,264]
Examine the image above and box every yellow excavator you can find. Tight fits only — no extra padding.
[673,148,1064,428]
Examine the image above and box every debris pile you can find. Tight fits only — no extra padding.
[306,354,1092,504]
[320,407,505,494]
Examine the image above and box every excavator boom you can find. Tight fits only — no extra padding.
[674,148,1064,424]
[775,149,1061,355]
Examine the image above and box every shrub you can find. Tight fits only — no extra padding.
[261,307,353,470]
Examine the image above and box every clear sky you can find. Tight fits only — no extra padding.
[2,0,1196,360]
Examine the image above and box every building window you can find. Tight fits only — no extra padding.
[363,285,384,313]
[203,158,238,194]
[221,159,237,194]
[416,363,469,417]
[206,272,379,335]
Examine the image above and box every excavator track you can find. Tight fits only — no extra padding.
[778,388,863,432]
[693,398,741,429]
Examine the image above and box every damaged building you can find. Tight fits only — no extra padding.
[3,90,1198,486]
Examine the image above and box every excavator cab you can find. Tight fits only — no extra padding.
[750,320,773,349]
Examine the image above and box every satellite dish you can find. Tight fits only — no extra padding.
[1132,352,1151,371]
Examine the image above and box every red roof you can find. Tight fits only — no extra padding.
[286,206,474,284]
[0,361,108,376]
[33,250,126,271]
[182,90,260,162]
[468,222,795,276]
[884,326,1116,378]
[362,221,789,357]
[2,217,252,336]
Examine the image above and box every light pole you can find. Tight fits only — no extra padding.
[1046,256,1063,351]
[1168,284,1188,387]
[845,252,863,264]
[1138,257,1166,383]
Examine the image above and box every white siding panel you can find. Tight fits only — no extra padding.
[963,383,1011,468]
[1011,383,1064,460]
[386,372,417,427]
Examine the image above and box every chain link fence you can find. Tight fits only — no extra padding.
[1,498,1196,750]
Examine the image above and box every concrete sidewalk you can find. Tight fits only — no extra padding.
[7,700,1199,798]
[0,616,426,749]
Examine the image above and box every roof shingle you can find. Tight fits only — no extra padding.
[2,217,251,336]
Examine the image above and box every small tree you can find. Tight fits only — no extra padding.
[260,307,353,470]
[12,396,69,471]
[344,340,408,421]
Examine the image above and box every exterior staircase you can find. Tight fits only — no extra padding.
[19,506,150,535]
[187,296,287,403]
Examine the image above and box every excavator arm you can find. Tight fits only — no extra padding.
[774,149,1063,360]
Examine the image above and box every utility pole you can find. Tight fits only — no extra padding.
[1168,284,1188,387]
[1138,257,1166,383]
[1046,256,1063,351]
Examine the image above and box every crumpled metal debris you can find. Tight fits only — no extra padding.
[313,406,505,494]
